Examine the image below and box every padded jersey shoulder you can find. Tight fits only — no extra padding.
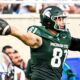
[27,25,51,38]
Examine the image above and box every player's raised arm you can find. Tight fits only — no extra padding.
[0,19,42,48]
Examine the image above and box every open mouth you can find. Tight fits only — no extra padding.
[60,26,65,29]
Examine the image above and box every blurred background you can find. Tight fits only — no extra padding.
[0,0,80,80]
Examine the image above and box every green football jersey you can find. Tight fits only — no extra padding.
[27,25,71,80]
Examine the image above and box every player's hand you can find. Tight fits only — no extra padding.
[0,18,11,35]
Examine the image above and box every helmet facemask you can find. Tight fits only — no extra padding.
[51,14,67,32]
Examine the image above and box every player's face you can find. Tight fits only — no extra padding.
[54,16,66,29]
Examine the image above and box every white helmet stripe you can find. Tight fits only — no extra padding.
[2,25,10,35]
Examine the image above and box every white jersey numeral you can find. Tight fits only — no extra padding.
[28,27,37,33]
[51,48,68,68]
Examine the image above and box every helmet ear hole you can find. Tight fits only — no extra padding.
[47,22,51,25]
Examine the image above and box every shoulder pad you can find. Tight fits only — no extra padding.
[27,25,55,41]
[27,25,44,36]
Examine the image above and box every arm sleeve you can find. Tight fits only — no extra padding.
[69,37,80,51]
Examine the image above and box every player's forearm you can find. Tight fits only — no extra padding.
[0,18,42,48]
[11,26,30,45]
[11,26,24,38]
[10,26,42,48]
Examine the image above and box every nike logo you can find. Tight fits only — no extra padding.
[63,36,66,38]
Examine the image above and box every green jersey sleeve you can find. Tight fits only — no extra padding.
[27,25,42,36]
[27,25,54,40]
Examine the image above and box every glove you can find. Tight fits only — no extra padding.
[0,18,11,35]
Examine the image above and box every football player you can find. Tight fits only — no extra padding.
[0,6,80,80]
